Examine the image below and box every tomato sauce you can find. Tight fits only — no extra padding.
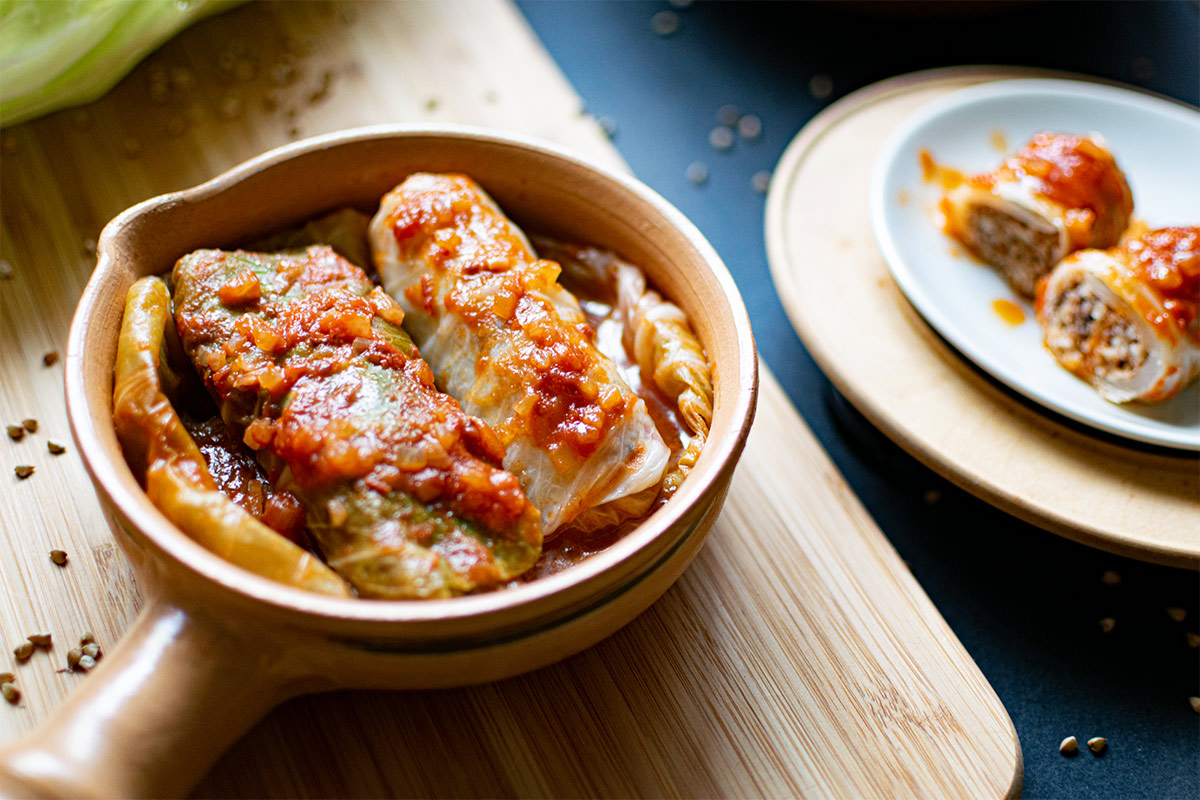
[1124,226,1200,343]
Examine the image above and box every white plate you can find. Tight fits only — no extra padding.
[870,78,1200,451]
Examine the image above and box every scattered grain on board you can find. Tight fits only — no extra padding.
[67,649,82,671]
[169,65,196,93]
[7,425,25,442]
[1101,570,1121,585]
[165,115,188,138]
[737,114,762,140]
[596,116,618,139]
[49,549,68,565]
[48,441,66,455]
[307,72,334,105]
[148,72,170,104]
[1059,736,1078,755]
[13,642,34,661]
[283,34,312,57]
[1098,617,1116,633]
[650,10,680,36]
[1166,607,1186,623]
[43,351,59,367]
[27,634,52,648]
[77,654,96,672]
[0,673,13,684]
[709,126,734,151]
[1087,737,1107,754]
[22,419,37,433]
[232,56,257,84]
[809,73,834,100]
[270,60,298,87]
[686,162,708,186]
[752,170,772,194]
[14,465,35,480]
[80,632,95,646]
[1,683,19,705]
[716,104,741,126]
[218,92,244,121]
[82,643,101,660]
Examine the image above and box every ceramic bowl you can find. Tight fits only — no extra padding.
[0,125,756,798]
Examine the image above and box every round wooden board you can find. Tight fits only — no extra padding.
[765,67,1200,569]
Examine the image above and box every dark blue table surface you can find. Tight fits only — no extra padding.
[518,2,1200,797]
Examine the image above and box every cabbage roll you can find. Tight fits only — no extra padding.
[1036,226,1199,403]
[172,245,542,598]
[940,132,1133,297]
[369,174,671,536]
[533,237,713,498]
[113,276,352,597]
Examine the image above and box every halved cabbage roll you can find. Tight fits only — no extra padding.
[172,245,542,598]
[369,174,671,536]
[940,132,1134,297]
[1036,226,1199,403]
[113,276,352,597]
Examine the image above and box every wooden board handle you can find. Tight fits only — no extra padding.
[0,599,290,799]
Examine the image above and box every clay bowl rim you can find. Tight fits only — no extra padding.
[65,124,758,630]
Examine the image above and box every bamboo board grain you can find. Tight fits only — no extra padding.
[766,68,1200,570]
[1,3,1020,797]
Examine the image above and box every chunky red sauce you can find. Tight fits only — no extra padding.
[1123,226,1200,343]
[972,132,1133,248]
[173,246,533,536]
[384,174,636,468]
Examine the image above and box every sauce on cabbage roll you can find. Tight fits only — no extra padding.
[370,174,672,537]
[172,245,542,598]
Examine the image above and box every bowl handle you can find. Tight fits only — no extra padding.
[0,597,295,798]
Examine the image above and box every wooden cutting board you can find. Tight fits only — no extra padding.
[0,2,1021,797]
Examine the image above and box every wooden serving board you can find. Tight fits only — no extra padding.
[0,3,1020,797]
[766,68,1200,569]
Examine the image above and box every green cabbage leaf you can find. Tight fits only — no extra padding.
[0,0,236,126]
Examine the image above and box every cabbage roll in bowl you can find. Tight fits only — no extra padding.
[112,172,716,599]
[370,173,701,539]
[116,241,543,600]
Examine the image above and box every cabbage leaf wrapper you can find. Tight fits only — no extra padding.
[1036,226,1200,403]
[172,246,542,598]
[113,276,351,597]
[369,174,671,536]
[533,237,713,498]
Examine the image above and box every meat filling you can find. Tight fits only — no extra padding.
[966,204,1062,297]
[1043,278,1149,381]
